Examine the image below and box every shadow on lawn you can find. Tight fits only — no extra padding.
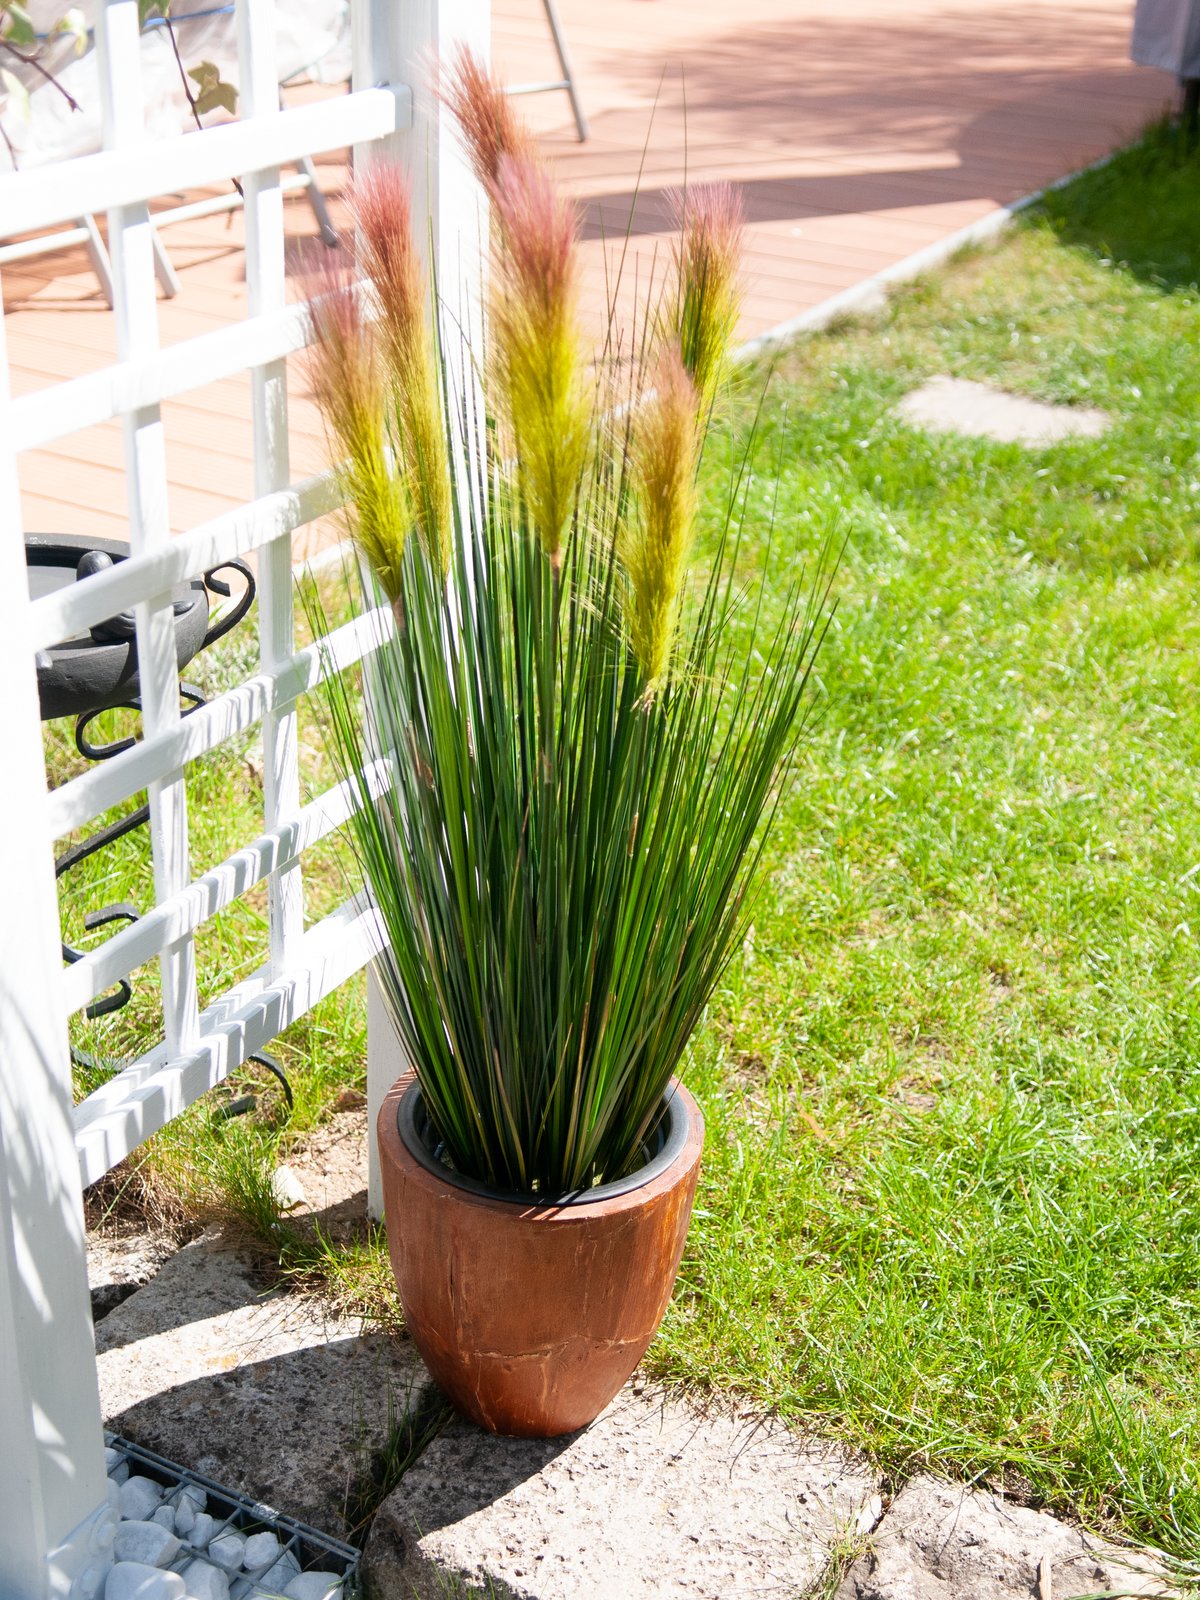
[1033,120,1200,293]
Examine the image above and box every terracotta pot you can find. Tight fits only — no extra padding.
[376,1073,704,1437]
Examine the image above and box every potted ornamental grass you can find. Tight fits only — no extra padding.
[307,52,833,1437]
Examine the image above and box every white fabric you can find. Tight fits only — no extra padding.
[1131,0,1200,77]
[0,1,349,175]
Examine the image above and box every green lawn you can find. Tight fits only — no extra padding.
[66,123,1200,1564]
[659,124,1200,1561]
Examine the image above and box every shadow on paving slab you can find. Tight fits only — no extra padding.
[95,1229,431,1540]
[363,1392,880,1600]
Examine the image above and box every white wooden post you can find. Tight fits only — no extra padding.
[361,0,490,1220]
[0,314,114,1600]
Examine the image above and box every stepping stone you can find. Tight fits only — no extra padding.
[835,1475,1175,1600]
[363,1389,881,1599]
[895,376,1110,446]
[94,1229,429,1537]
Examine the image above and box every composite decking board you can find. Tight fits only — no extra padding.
[5,357,308,427]
[4,0,1173,554]
[7,343,328,443]
[27,426,261,497]
[593,252,870,302]
[568,154,1114,201]
[581,207,961,249]
[579,225,957,271]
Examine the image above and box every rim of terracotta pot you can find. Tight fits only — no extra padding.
[395,1076,692,1208]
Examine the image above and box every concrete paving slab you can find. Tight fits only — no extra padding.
[95,1230,428,1539]
[364,1389,881,1600]
[895,376,1111,446]
[835,1475,1175,1600]
[89,1228,183,1323]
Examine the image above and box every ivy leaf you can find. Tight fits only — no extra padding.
[188,60,237,117]
[1,66,31,124]
[194,81,237,116]
[1,3,37,48]
[187,59,219,93]
[137,0,166,26]
[56,8,88,54]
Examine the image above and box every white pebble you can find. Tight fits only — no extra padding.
[206,1532,246,1573]
[151,1506,177,1533]
[118,1477,163,1522]
[283,1574,342,1600]
[113,1521,180,1568]
[270,1165,306,1210]
[104,1448,130,1484]
[257,1551,299,1592]
[80,1562,107,1600]
[104,1562,186,1600]
[188,1514,214,1550]
[181,1560,229,1600]
[174,1499,196,1537]
[242,1532,282,1572]
[174,1484,207,1513]
[90,1514,117,1555]
[107,1481,122,1513]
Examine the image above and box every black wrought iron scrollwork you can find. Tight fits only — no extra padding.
[75,699,143,761]
[60,684,208,1018]
[202,558,256,651]
[56,804,149,1021]
[211,1053,294,1122]
[251,1051,294,1113]
[38,536,259,1066]
[75,679,208,760]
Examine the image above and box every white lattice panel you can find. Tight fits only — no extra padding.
[0,0,487,1590]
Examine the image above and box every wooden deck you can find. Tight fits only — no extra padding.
[4,0,1173,550]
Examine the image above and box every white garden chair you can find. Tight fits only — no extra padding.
[0,1,346,302]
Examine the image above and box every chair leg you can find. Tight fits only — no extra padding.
[542,0,589,141]
[80,215,115,309]
[298,155,339,246]
[151,224,181,298]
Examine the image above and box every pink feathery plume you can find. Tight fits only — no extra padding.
[440,44,533,189]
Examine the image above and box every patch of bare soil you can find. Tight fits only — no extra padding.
[282,1107,370,1245]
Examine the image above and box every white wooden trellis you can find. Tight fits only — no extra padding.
[0,0,486,1593]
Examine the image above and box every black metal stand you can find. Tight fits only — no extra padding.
[1182,77,1200,148]
[42,551,290,1114]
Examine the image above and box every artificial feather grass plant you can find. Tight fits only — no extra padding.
[307,55,834,1196]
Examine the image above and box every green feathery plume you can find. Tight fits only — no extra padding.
[309,267,409,603]
[667,183,745,416]
[355,163,453,574]
[490,153,590,564]
[622,348,700,690]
